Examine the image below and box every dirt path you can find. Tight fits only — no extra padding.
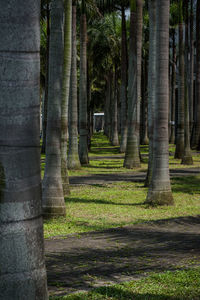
[45,215,200,297]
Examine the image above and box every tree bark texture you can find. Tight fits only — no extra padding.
[169,29,176,144]
[111,67,119,146]
[181,0,193,165]
[146,0,174,206]
[41,1,50,154]
[145,0,156,186]
[79,12,89,165]
[175,3,185,159]
[61,0,72,196]
[119,6,128,153]
[68,3,81,170]
[0,0,48,298]
[42,0,66,218]
[124,0,141,169]
[193,0,200,148]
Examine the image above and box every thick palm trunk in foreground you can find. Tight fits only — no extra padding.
[68,1,81,170]
[42,0,66,218]
[61,0,72,195]
[146,0,174,206]
[0,0,48,298]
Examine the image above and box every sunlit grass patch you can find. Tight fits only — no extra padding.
[44,178,200,238]
[50,267,200,299]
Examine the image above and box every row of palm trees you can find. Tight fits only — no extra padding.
[41,0,200,214]
[1,0,200,298]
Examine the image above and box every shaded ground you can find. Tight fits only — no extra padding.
[45,215,200,297]
[69,167,200,186]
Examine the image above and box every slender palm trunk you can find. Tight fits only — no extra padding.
[182,0,193,164]
[68,2,81,170]
[61,0,72,196]
[119,6,128,153]
[124,0,141,169]
[0,1,48,298]
[104,75,112,138]
[169,29,176,144]
[195,0,200,149]
[140,56,149,145]
[42,0,66,218]
[175,2,185,159]
[145,0,156,186]
[189,0,194,134]
[146,0,174,206]
[41,1,50,154]
[79,2,89,165]
[111,67,119,146]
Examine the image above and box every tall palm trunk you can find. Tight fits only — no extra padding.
[41,1,50,154]
[175,1,185,159]
[181,0,193,164]
[68,1,81,170]
[145,0,156,187]
[194,0,200,149]
[79,1,89,165]
[124,0,141,169]
[146,0,174,206]
[169,29,176,144]
[111,67,119,146]
[61,0,72,195]
[42,0,66,218]
[0,1,48,298]
[119,5,128,153]
[104,74,112,138]
[140,56,149,145]
[189,0,194,134]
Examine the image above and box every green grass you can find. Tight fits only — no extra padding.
[50,267,200,299]
[43,133,200,238]
[44,177,200,238]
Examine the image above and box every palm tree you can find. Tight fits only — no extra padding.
[189,0,194,133]
[0,1,48,298]
[146,0,174,206]
[68,0,81,170]
[79,0,89,165]
[124,0,142,169]
[181,0,193,165]
[111,65,119,146]
[174,0,184,159]
[41,0,50,154]
[42,0,66,218]
[61,0,72,195]
[145,0,156,186]
[169,28,176,144]
[119,5,128,153]
[193,0,200,149]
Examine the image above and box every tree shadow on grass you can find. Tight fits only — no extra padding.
[66,196,145,207]
[171,176,200,194]
[46,216,200,296]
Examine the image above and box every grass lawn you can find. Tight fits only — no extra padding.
[50,267,200,299]
[43,133,200,238]
[44,133,200,299]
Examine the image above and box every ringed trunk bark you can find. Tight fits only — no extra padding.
[0,1,48,298]
[146,0,174,206]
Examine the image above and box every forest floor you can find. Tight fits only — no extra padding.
[43,133,200,299]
